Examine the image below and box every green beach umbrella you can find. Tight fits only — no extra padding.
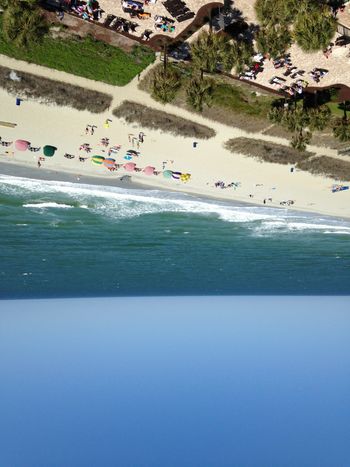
[43,145,57,157]
[92,155,105,165]
[163,170,173,179]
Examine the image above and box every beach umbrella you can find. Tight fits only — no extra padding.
[15,139,30,151]
[163,170,173,179]
[124,162,136,172]
[143,166,155,176]
[180,173,191,182]
[172,171,182,179]
[92,155,105,165]
[103,158,116,167]
[126,149,138,155]
[43,145,57,157]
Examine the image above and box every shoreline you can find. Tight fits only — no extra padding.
[2,160,349,225]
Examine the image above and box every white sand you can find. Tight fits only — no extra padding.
[0,53,349,220]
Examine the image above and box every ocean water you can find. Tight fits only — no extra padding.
[0,174,350,297]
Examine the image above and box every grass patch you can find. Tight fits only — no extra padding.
[0,16,155,86]
[113,101,216,139]
[297,156,350,180]
[212,83,274,118]
[0,65,112,112]
[224,137,314,164]
[327,102,345,117]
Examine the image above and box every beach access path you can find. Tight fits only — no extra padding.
[0,53,349,220]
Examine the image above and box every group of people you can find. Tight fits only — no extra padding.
[70,0,104,21]
[214,181,241,190]
[309,68,328,83]
[154,15,175,32]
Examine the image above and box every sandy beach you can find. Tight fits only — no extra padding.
[0,55,349,220]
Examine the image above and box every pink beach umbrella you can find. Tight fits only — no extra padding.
[15,139,30,151]
[124,162,136,172]
[143,166,155,176]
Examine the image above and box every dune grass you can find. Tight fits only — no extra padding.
[0,17,155,86]
[0,65,112,112]
[298,156,350,180]
[224,137,314,164]
[113,101,216,139]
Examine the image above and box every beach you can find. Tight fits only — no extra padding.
[0,55,350,220]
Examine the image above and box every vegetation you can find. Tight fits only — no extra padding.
[255,25,291,59]
[293,2,337,52]
[255,0,336,54]
[190,31,228,77]
[0,65,112,112]
[0,0,48,48]
[333,117,350,142]
[152,65,181,103]
[255,0,299,27]
[186,76,214,112]
[290,130,312,151]
[113,101,216,139]
[212,83,274,117]
[189,31,253,76]
[224,137,314,164]
[298,156,350,180]
[268,103,332,151]
[0,16,155,85]
[225,138,350,180]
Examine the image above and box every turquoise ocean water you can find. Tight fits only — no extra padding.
[0,173,350,297]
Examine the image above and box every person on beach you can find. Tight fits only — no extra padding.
[85,125,90,135]
[91,125,96,135]
[37,159,41,168]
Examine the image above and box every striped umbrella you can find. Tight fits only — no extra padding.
[92,155,105,165]
[103,158,116,168]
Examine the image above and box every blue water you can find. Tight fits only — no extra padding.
[0,174,350,297]
[1,297,350,467]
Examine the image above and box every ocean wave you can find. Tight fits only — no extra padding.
[1,174,350,234]
[23,202,74,209]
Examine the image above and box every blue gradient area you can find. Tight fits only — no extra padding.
[0,297,350,466]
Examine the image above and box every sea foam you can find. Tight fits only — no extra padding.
[1,174,350,234]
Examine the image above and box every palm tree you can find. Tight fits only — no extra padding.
[190,31,228,78]
[333,117,350,142]
[294,3,336,52]
[255,0,298,27]
[308,105,331,131]
[290,129,312,151]
[152,66,181,104]
[255,24,291,59]
[268,106,284,124]
[221,39,253,74]
[186,76,214,112]
[281,106,310,133]
[2,0,48,48]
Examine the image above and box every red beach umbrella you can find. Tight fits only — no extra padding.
[124,162,136,172]
[143,166,155,176]
[15,140,30,151]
